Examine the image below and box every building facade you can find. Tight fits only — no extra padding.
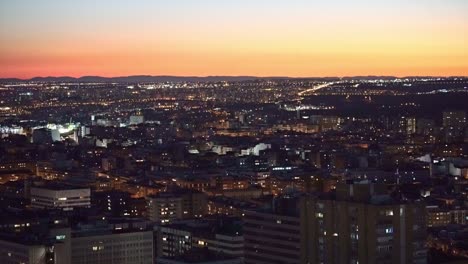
[30,186,91,210]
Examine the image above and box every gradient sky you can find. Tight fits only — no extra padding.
[1,0,467,78]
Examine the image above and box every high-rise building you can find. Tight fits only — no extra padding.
[301,183,427,264]
[243,182,427,264]
[406,117,417,135]
[397,116,416,135]
[147,188,207,224]
[416,118,435,137]
[243,209,302,264]
[443,111,466,128]
[443,111,467,143]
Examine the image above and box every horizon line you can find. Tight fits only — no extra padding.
[2,74,468,80]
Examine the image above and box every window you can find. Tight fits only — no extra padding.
[56,235,66,240]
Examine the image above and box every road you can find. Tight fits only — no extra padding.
[298,82,335,96]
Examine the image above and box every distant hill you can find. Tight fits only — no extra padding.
[0,75,343,83]
[341,76,398,80]
[1,75,265,83]
[0,75,466,83]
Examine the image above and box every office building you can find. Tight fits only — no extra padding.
[49,220,154,264]
[30,185,91,211]
[0,237,53,264]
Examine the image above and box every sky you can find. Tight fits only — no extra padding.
[1,0,467,78]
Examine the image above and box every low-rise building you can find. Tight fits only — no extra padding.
[30,184,90,211]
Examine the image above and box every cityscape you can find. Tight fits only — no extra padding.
[1,1,468,264]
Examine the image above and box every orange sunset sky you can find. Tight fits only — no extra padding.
[1,0,467,78]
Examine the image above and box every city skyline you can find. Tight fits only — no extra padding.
[1,0,468,78]
[1,2,468,263]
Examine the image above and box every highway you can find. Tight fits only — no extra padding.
[298,82,335,96]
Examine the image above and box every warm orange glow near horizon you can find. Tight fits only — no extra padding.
[1,0,467,78]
